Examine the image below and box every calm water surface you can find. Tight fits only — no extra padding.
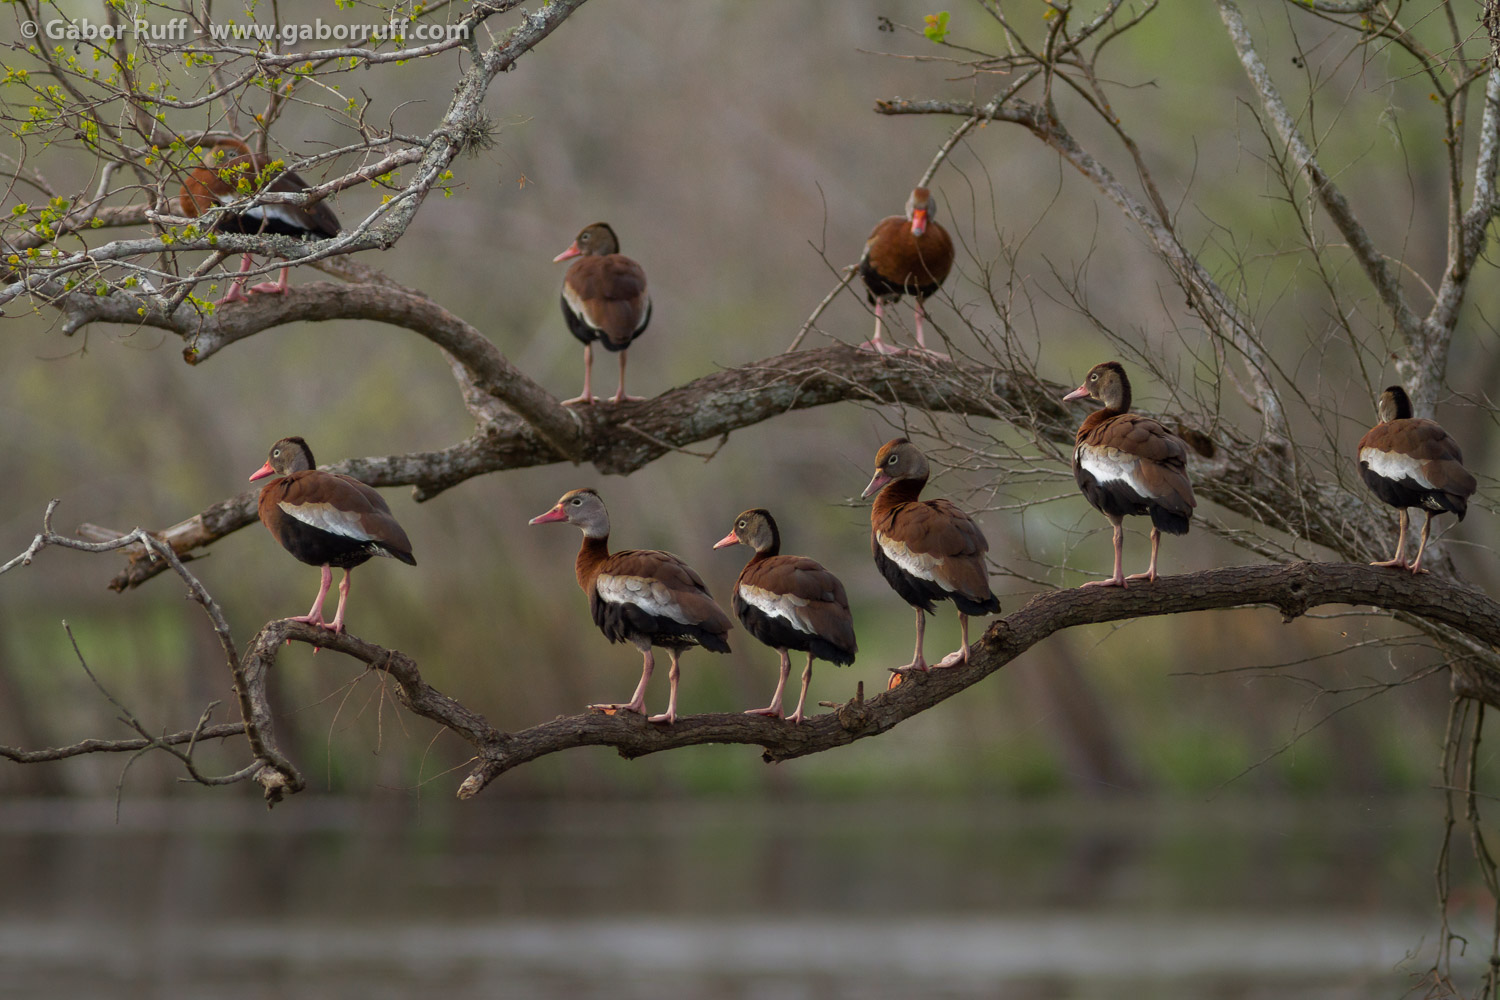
[0,795,1458,998]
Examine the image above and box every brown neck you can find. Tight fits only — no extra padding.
[575,534,610,592]
[1076,409,1115,442]
[871,477,926,524]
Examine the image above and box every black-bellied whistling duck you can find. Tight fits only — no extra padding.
[859,187,954,356]
[713,508,856,724]
[530,489,731,723]
[179,138,340,305]
[1357,385,1476,574]
[249,437,415,634]
[553,223,652,405]
[1063,361,1195,587]
[861,439,999,673]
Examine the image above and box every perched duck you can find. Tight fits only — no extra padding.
[530,489,731,723]
[179,137,340,305]
[553,223,652,405]
[862,438,999,672]
[249,437,415,634]
[1357,385,1477,573]
[1063,361,1195,586]
[713,508,856,724]
[859,187,954,356]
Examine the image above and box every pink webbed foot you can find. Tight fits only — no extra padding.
[890,653,931,678]
[744,705,784,719]
[562,394,597,406]
[608,392,647,404]
[858,337,903,355]
[589,699,646,717]
[1369,557,1408,570]
[1124,570,1158,584]
[786,708,810,725]
[647,709,677,725]
[216,283,252,305]
[932,645,970,670]
[246,281,289,296]
[1080,576,1126,589]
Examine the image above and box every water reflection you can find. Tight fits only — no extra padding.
[0,796,1445,999]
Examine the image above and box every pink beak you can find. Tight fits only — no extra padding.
[910,208,928,238]
[712,530,739,550]
[1062,384,1091,402]
[528,505,568,525]
[248,461,276,482]
[861,471,892,499]
[552,242,581,263]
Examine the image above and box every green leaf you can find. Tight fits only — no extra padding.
[923,11,950,43]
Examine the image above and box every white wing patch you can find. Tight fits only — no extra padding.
[875,532,951,589]
[596,573,691,625]
[1360,447,1433,489]
[738,584,815,634]
[279,501,374,541]
[1078,445,1152,499]
[562,282,600,332]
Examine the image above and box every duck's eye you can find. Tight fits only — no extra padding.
[1089,373,1098,382]
[737,520,746,529]
[569,497,583,506]
[579,232,590,242]
[272,448,280,457]
[887,455,898,465]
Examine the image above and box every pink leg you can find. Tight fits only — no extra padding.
[323,569,353,634]
[892,607,930,676]
[648,650,683,724]
[934,613,973,669]
[1407,512,1435,575]
[217,254,256,305]
[787,653,816,725]
[591,647,652,716]
[859,300,901,354]
[746,649,791,718]
[248,264,291,296]
[1126,528,1162,583]
[1082,519,1128,588]
[291,564,334,626]
[563,344,596,406]
[610,349,645,404]
[1371,509,1410,569]
[907,300,950,359]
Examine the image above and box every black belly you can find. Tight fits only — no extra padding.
[732,593,855,666]
[216,212,327,241]
[860,260,941,304]
[562,296,651,351]
[1075,464,1190,535]
[1359,463,1468,519]
[873,544,997,616]
[590,593,730,654]
[272,514,380,570]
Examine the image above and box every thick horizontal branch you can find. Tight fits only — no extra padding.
[354,560,1497,798]
[102,347,1397,592]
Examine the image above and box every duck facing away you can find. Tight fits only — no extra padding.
[1357,385,1476,573]
[713,508,856,724]
[250,437,415,634]
[179,138,340,305]
[530,489,732,724]
[553,223,652,405]
[1063,362,1195,587]
[859,187,954,356]
[862,439,999,673]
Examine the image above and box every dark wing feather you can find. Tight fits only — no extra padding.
[883,500,994,605]
[564,255,651,348]
[278,471,415,563]
[604,548,734,635]
[862,216,954,301]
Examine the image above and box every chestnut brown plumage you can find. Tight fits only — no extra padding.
[861,439,999,673]
[179,138,340,305]
[249,437,415,634]
[713,509,856,724]
[530,489,731,724]
[858,188,954,356]
[553,223,652,405]
[1063,362,1195,587]
[1357,385,1477,573]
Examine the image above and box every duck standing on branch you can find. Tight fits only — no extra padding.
[530,489,731,724]
[859,187,954,356]
[178,138,340,305]
[714,509,856,724]
[1357,385,1477,574]
[249,437,416,634]
[862,439,999,674]
[553,223,652,405]
[1063,362,1195,587]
